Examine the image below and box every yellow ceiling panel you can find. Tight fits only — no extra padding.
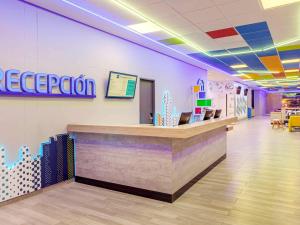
[245,74,260,79]
[285,72,300,77]
[277,44,300,52]
[255,75,274,80]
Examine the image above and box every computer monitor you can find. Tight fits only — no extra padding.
[214,109,222,119]
[178,112,192,125]
[203,109,214,121]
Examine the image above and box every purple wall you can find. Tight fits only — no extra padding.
[254,90,267,116]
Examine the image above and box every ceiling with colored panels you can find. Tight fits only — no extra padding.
[25,0,300,90]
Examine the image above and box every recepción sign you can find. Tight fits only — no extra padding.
[0,68,96,98]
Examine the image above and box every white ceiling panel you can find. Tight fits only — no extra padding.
[172,25,201,36]
[121,0,163,8]
[144,31,173,41]
[226,12,265,27]
[269,25,300,43]
[165,0,214,13]
[184,32,224,51]
[157,14,195,29]
[212,0,238,5]
[214,35,247,44]
[138,2,179,19]
[196,19,232,32]
[221,41,249,49]
[217,0,263,16]
[183,7,225,23]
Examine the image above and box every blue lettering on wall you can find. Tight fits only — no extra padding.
[6,69,21,93]
[20,72,35,93]
[0,69,4,91]
[0,67,96,98]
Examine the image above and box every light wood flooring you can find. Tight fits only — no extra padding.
[1,117,300,225]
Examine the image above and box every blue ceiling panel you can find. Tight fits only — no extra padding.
[208,49,229,55]
[236,54,267,71]
[278,49,300,60]
[282,62,300,69]
[244,37,274,49]
[256,48,278,57]
[241,30,272,41]
[189,53,236,74]
[235,22,268,34]
[215,56,242,66]
[227,46,251,53]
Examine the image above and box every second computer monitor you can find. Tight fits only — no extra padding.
[214,109,222,119]
[203,109,214,121]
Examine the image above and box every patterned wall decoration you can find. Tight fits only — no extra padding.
[234,83,248,119]
[0,134,74,202]
[207,80,235,118]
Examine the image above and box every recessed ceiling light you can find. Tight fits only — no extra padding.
[237,70,279,74]
[232,74,245,77]
[282,58,300,64]
[127,22,162,34]
[285,69,299,73]
[230,64,248,69]
[260,0,300,9]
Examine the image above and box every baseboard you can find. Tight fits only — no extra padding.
[75,154,226,203]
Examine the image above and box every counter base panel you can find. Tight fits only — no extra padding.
[75,154,226,203]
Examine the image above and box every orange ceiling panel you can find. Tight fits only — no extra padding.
[260,55,284,70]
[259,55,286,79]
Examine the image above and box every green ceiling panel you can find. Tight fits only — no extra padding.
[160,37,185,45]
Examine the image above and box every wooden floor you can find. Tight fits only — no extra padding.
[1,117,300,225]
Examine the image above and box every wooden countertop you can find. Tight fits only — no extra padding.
[67,117,237,139]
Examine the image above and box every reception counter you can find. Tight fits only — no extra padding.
[67,117,237,202]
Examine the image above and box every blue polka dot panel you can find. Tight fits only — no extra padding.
[0,134,75,203]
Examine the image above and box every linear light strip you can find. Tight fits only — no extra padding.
[109,0,209,55]
[282,58,300,64]
[59,0,229,74]
[237,70,280,74]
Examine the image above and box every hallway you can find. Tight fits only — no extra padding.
[1,117,300,225]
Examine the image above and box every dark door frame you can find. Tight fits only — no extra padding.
[139,78,155,123]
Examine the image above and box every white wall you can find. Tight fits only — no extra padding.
[0,0,206,159]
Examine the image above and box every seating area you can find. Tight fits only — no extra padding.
[270,109,300,131]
